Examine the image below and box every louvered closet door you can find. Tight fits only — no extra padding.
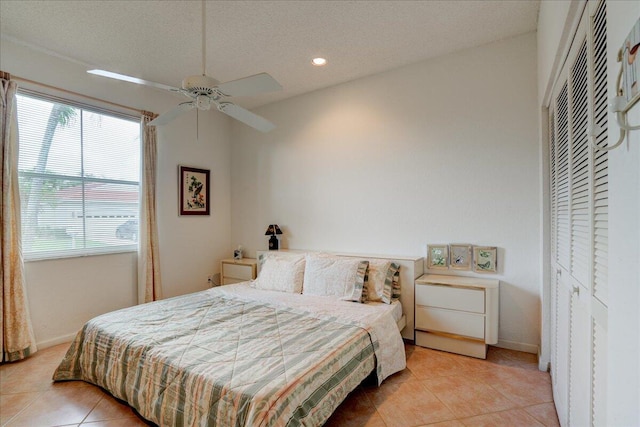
[589,2,609,424]
[567,33,592,427]
[547,1,609,426]
[550,77,571,427]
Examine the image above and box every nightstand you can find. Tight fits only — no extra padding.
[220,258,257,285]
[414,274,499,359]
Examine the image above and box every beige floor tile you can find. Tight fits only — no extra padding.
[324,388,386,427]
[422,375,517,418]
[381,365,416,385]
[471,366,553,407]
[419,421,465,427]
[444,353,494,373]
[368,380,455,427]
[406,348,476,379]
[460,408,545,427]
[0,364,58,395]
[1,342,559,427]
[486,347,539,370]
[81,418,152,426]
[1,343,69,396]
[0,391,42,426]
[5,382,103,427]
[83,393,139,423]
[524,402,561,427]
[0,344,68,375]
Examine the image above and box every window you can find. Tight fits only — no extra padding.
[16,91,141,260]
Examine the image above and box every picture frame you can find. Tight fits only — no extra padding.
[473,246,497,273]
[179,166,210,216]
[450,244,472,270]
[427,244,449,269]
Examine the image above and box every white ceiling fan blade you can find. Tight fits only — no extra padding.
[218,102,276,132]
[148,102,195,126]
[216,73,282,98]
[87,69,178,92]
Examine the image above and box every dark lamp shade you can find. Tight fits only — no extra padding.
[265,224,283,235]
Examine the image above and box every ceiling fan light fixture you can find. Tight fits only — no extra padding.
[311,57,327,66]
[196,94,211,110]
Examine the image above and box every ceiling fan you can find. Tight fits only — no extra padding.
[87,0,281,132]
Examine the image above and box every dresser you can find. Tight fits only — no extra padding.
[220,258,257,285]
[414,274,499,359]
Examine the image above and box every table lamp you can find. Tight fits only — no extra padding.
[265,224,283,250]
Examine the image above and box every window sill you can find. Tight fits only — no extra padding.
[23,246,137,262]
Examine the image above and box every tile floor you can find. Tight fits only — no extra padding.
[0,342,559,427]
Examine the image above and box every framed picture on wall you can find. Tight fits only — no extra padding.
[427,244,449,269]
[179,166,210,216]
[450,244,472,270]
[473,246,497,273]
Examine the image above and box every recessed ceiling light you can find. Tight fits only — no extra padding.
[311,57,327,66]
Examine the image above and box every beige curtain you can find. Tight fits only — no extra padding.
[1,71,37,362]
[138,112,163,303]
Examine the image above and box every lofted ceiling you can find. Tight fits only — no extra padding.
[0,0,539,109]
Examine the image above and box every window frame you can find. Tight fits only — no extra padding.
[16,88,142,261]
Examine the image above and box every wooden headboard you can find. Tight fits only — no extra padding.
[255,250,424,340]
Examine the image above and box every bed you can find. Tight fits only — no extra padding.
[53,251,423,426]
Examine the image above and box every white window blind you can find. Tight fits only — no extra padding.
[16,91,141,260]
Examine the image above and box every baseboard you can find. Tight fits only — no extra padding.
[36,333,76,350]
[495,339,539,355]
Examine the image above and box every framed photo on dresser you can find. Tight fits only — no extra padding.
[427,244,449,269]
[473,246,497,273]
[450,244,472,270]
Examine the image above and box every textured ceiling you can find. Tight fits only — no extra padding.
[0,0,539,109]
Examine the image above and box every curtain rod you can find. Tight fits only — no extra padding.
[4,71,155,117]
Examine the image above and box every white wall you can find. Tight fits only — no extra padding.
[605,2,640,425]
[537,0,580,104]
[231,33,541,352]
[0,39,233,347]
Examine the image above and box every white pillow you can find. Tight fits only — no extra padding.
[364,259,392,302]
[302,255,368,302]
[252,254,305,293]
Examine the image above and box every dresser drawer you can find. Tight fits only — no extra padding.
[415,284,485,313]
[222,263,253,280]
[415,306,485,340]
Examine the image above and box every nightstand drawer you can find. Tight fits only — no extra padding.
[416,284,484,313]
[415,306,485,339]
[222,277,244,285]
[222,263,253,280]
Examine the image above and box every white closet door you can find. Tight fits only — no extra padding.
[553,269,571,427]
[589,2,609,424]
[547,1,609,425]
[567,31,593,427]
